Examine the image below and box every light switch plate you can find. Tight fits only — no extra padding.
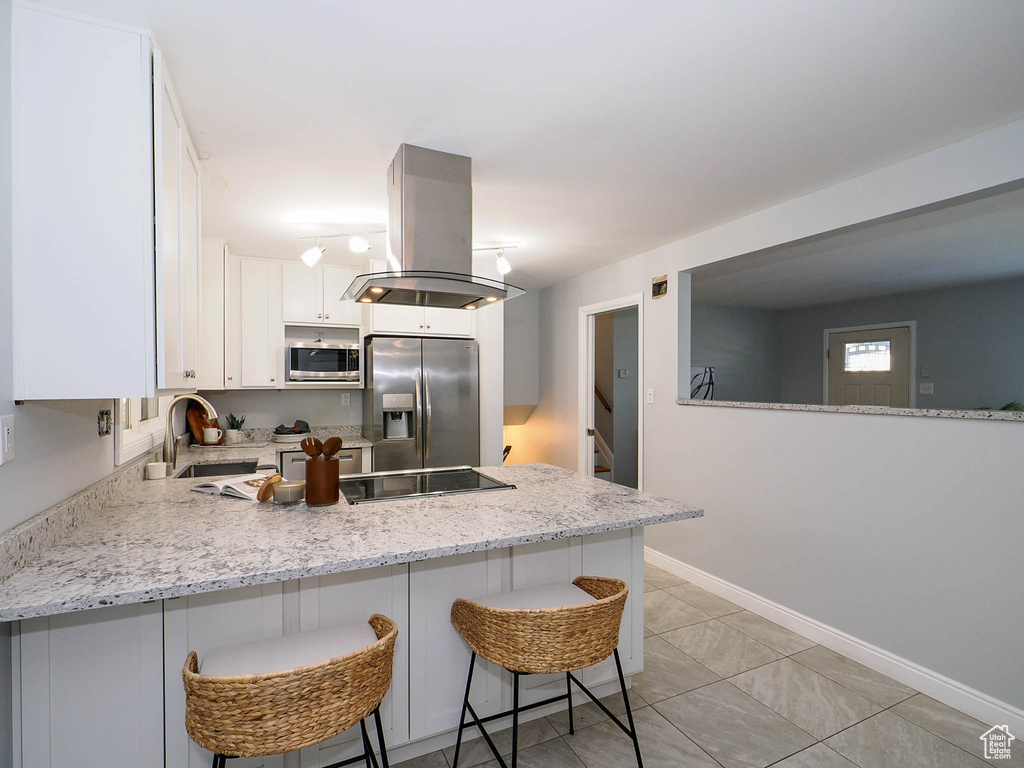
[340,392,352,407]
[646,388,655,404]
[0,414,14,464]
[919,383,934,395]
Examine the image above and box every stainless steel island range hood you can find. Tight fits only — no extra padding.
[342,144,524,310]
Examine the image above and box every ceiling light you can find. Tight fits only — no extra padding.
[486,296,497,302]
[495,249,512,275]
[370,287,384,294]
[349,236,370,253]
[359,298,372,303]
[466,305,477,310]
[301,241,326,267]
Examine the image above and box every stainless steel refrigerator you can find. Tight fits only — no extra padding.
[363,337,480,471]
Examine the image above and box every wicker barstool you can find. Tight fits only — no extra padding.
[183,613,398,768]
[450,575,642,768]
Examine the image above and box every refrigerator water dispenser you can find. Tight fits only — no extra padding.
[382,394,414,440]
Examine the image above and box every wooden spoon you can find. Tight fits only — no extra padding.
[300,437,322,459]
[321,436,343,459]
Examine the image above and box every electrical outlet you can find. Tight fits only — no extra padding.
[340,392,352,407]
[0,414,14,465]
[97,409,112,436]
[919,383,934,395]
[646,388,655,404]
[617,368,629,378]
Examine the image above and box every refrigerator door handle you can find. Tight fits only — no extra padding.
[414,369,423,459]
[424,371,432,459]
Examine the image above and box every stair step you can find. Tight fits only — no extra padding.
[594,465,611,473]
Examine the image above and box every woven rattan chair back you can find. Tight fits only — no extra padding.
[451,575,627,674]
[182,613,398,758]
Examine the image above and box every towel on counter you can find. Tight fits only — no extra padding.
[273,420,311,435]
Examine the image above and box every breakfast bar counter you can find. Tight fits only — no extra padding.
[0,462,701,621]
[4,459,702,767]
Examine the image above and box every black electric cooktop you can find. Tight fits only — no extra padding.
[339,466,515,504]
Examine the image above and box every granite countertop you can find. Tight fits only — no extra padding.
[0,463,702,621]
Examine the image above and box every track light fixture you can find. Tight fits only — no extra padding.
[472,244,519,276]
[300,239,326,267]
[297,228,385,266]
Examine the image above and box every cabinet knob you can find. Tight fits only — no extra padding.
[426,325,431,329]
[325,314,330,319]
[317,314,322,319]
[227,377,233,382]
[270,378,276,382]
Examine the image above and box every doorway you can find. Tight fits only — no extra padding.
[824,322,916,407]
[578,295,644,489]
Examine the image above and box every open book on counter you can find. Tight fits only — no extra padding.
[191,473,272,501]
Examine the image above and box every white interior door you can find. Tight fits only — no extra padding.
[827,325,912,407]
[577,295,645,489]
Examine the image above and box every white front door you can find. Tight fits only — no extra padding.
[827,326,911,407]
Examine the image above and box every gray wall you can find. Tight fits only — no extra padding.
[197,389,363,430]
[594,313,615,448]
[503,289,539,407]
[612,307,638,488]
[515,119,1024,718]
[1,2,12,760]
[779,276,1024,409]
[690,303,782,402]
[0,0,117,539]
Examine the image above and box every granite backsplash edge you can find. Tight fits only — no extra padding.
[0,447,159,583]
[0,425,364,583]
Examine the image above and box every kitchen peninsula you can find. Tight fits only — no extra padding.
[1,458,701,767]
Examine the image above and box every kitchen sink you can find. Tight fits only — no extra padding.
[175,460,260,478]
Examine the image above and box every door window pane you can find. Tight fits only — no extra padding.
[844,341,891,372]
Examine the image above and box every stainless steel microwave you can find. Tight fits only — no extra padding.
[287,342,361,382]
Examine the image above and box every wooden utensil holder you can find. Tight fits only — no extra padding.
[305,458,340,506]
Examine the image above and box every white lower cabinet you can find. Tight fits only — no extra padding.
[11,530,641,768]
[579,528,644,687]
[164,584,287,768]
[408,549,506,740]
[15,601,165,768]
[295,566,410,767]
[503,530,642,703]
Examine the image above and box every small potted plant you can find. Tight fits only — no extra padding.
[224,413,246,445]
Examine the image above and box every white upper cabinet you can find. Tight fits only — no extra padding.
[282,263,362,327]
[198,239,227,390]
[282,262,322,324]
[368,305,475,338]
[225,255,284,389]
[12,6,155,399]
[155,53,202,390]
[11,5,202,399]
[322,265,362,326]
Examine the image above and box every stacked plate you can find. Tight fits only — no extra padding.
[272,433,307,444]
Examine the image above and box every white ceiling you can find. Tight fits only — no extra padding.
[688,185,1024,309]
[43,0,1024,287]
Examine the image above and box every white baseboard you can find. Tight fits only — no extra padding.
[644,547,1024,735]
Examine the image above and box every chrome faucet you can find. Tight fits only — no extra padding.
[163,393,218,468]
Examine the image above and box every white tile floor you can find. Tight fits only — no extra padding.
[394,562,1018,768]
